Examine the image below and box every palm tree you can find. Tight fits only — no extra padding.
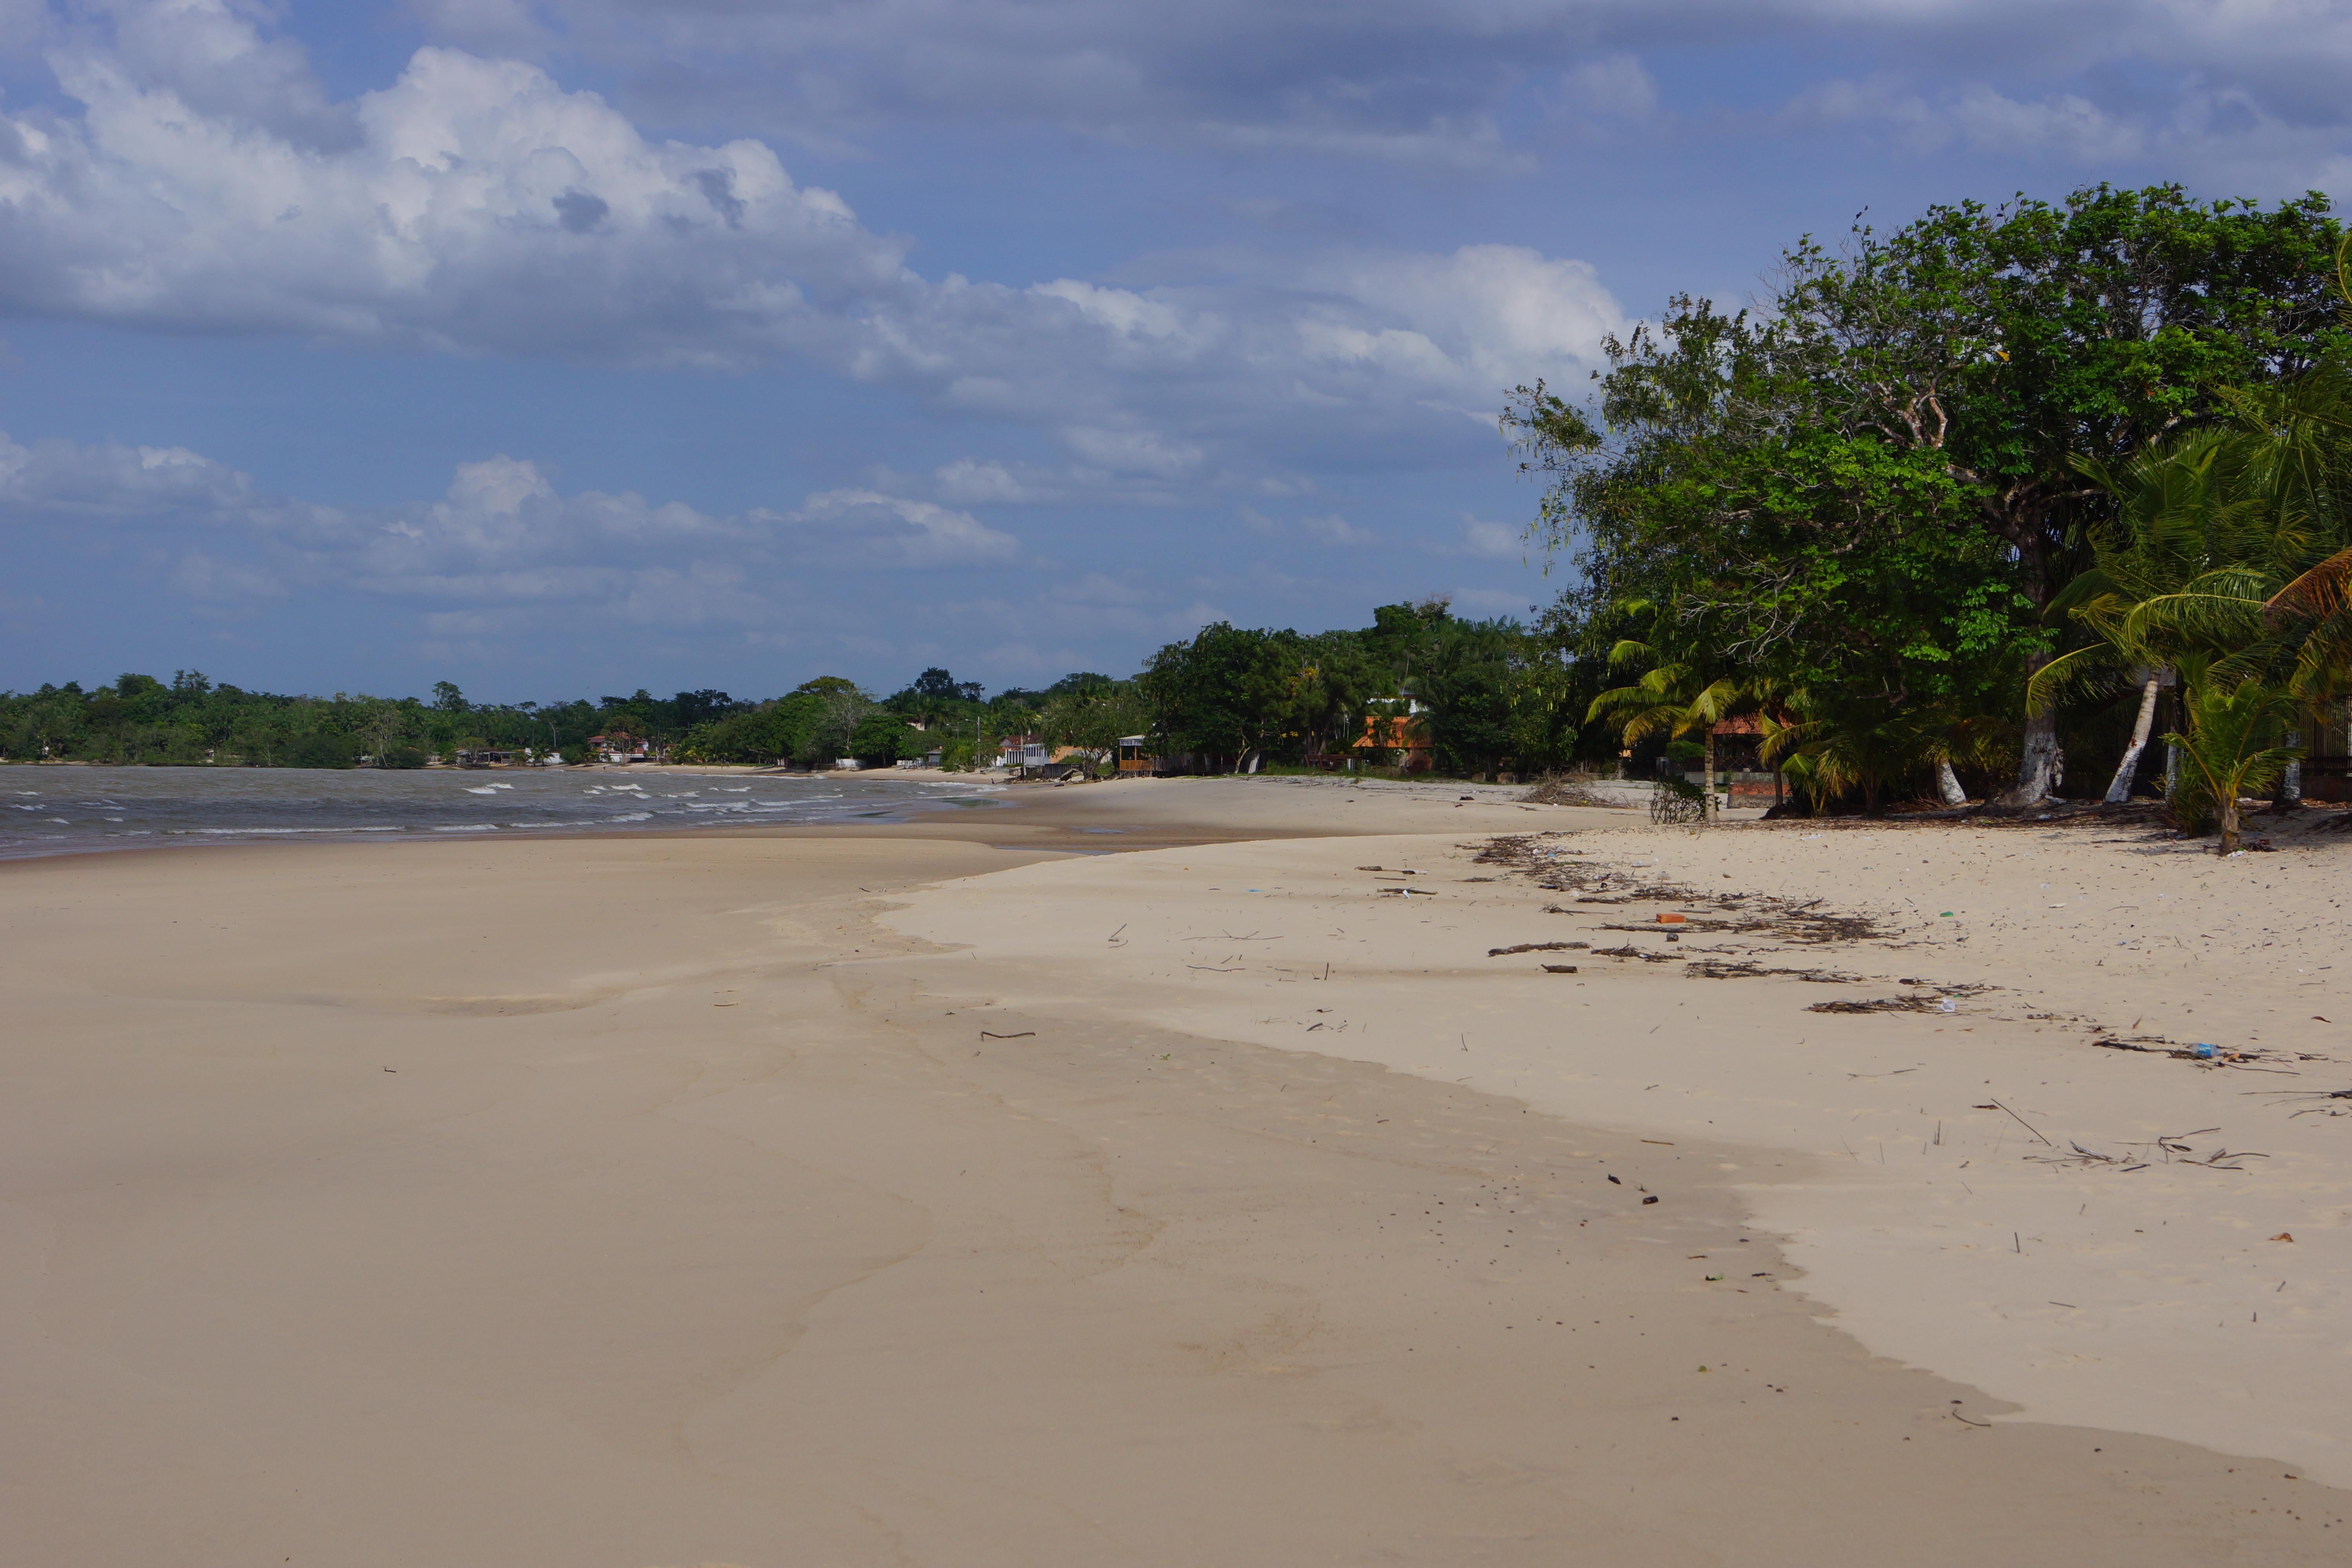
[1587,637,1744,822]
[1757,692,1963,815]
[2029,236,2352,813]
[2167,677,2299,852]
[2033,431,2272,804]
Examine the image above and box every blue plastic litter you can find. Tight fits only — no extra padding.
[2190,1043,2218,1059]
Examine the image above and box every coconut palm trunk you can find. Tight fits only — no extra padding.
[1935,760,1967,806]
[2103,675,2162,805]
[1702,726,1717,823]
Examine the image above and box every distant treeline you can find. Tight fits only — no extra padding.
[0,599,1601,777]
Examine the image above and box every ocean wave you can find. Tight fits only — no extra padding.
[163,825,407,836]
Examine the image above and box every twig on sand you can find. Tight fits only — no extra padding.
[979,1031,1035,1040]
[1988,1097,2053,1146]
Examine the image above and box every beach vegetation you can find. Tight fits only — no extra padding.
[1509,183,2352,839]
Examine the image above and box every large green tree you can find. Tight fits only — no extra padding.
[1509,183,2346,806]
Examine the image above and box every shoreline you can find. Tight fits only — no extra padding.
[4,786,2345,1559]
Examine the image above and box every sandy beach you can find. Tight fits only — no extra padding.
[4,776,2347,1563]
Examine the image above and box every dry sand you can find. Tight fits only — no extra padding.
[3,779,2346,1564]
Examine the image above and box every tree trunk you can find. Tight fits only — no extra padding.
[2103,676,2161,805]
[2274,711,2303,808]
[2218,795,2241,854]
[2000,702,2062,806]
[1999,642,2062,805]
[1935,759,1967,806]
[1702,728,1717,824]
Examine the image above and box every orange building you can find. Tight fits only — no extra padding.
[1350,701,1433,772]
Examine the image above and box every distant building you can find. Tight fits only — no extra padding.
[1350,700,1432,773]
[585,733,655,764]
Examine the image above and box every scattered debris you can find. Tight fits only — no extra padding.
[1685,958,1862,983]
[1808,996,1950,1014]
[1541,964,1580,974]
[979,1031,1036,1040]
[2094,1036,2281,1067]
[1488,941,1588,956]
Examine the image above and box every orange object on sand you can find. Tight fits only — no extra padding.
[1656,913,1686,924]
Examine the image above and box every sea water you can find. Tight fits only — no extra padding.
[0,767,1005,860]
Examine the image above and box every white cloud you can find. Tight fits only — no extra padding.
[785,488,1019,567]
[1446,586,1535,616]
[1557,54,1659,127]
[1049,572,1149,607]
[1455,517,1524,559]
[0,4,1628,490]
[1788,76,2148,161]
[0,427,1024,631]
[1298,245,1625,401]
[1298,512,1377,546]
[0,428,258,521]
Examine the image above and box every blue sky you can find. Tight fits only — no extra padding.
[1,0,2347,702]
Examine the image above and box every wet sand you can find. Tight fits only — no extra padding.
[2,782,2345,1563]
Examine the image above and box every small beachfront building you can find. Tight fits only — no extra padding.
[1350,700,1433,773]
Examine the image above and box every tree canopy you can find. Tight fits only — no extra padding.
[1506,183,2352,816]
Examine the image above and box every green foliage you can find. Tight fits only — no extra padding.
[1134,603,1568,777]
[848,710,916,764]
[2166,679,2298,852]
[1505,184,2350,810]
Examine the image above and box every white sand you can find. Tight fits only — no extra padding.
[5,793,2346,1563]
[886,806,2352,1487]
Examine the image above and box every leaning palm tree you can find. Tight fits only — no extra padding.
[2033,431,2275,804]
[2040,235,2352,807]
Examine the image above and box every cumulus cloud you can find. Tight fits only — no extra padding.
[1452,517,1525,559]
[0,4,1627,490]
[1297,512,1376,546]
[0,428,1024,624]
[784,488,1018,567]
[1789,77,2149,162]
[0,428,259,521]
